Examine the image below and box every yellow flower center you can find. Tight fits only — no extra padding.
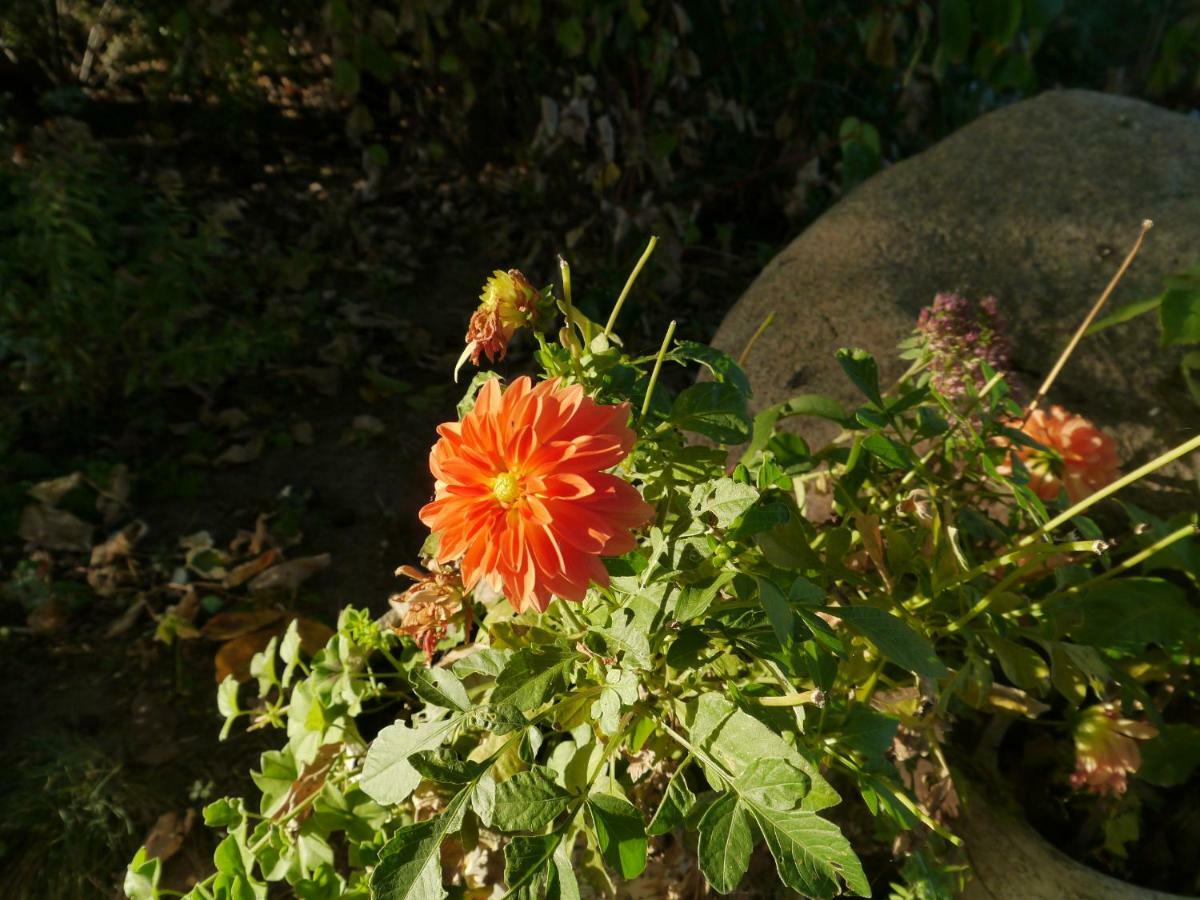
[491,471,521,504]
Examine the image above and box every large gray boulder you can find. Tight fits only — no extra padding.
[712,90,1200,483]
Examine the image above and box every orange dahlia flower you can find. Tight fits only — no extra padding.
[419,376,653,613]
[1002,405,1119,503]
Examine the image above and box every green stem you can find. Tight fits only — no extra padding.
[1052,523,1198,599]
[757,690,819,707]
[1018,432,1200,548]
[603,235,657,336]
[639,319,676,427]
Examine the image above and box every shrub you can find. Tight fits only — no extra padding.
[0,119,283,431]
[128,249,1200,898]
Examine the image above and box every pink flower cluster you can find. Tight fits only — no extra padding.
[915,292,1011,398]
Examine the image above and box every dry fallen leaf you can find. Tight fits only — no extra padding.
[214,626,280,682]
[214,615,332,682]
[19,504,94,552]
[201,608,286,641]
[28,471,86,505]
[248,554,331,596]
[96,463,132,525]
[222,549,280,589]
[203,407,250,431]
[213,435,264,467]
[142,809,197,862]
[91,519,149,566]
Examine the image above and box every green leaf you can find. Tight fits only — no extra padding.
[548,838,581,899]
[977,0,1021,44]
[648,763,696,836]
[1086,294,1162,335]
[503,833,562,894]
[491,647,578,710]
[838,707,900,759]
[734,757,811,810]
[371,791,469,900]
[670,382,752,443]
[983,635,1049,694]
[1138,724,1200,786]
[757,576,794,647]
[492,767,573,832]
[861,433,908,469]
[697,792,753,894]
[360,719,458,805]
[1065,578,1200,653]
[939,0,972,62]
[674,341,751,397]
[588,792,648,879]
[409,750,483,785]
[124,847,162,900]
[410,667,471,712]
[835,348,883,406]
[555,16,586,56]
[741,395,847,464]
[452,648,512,680]
[752,806,871,898]
[1160,287,1200,346]
[822,606,948,678]
[675,570,736,622]
[686,694,839,811]
[468,704,527,735]
[690,478,759,528]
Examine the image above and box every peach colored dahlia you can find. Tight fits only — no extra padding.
[1070,703,1157,797]
[465,269,541,367]
[1004,405,1119,503]
[419,376,653,613]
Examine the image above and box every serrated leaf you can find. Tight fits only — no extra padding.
[752,806,870,898]
[1065,578,1200,653]
[410,667,471,711]
[371,791,469,900]
[409,750,483,784]
[697,792,753,894]
[686,694,839,811]
[648,763,696,836]
[734,757,810,810]
[493,767,573,832]
[468,704,526,735]
[491,647,578,710]
[588,792,647,879]
[361,719,459,805]
[452,647,512,679]
[690,478,759,528]
[821,606,948,678]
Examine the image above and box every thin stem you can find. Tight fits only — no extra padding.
[756,690,820,707]
[603,235,657,336]
[639,319,677,427]
[1025,219,1152,419]
[736,311,775,367]
[1018,432,1200,548]
[1054,523,1198,599]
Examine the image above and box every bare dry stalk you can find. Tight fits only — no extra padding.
[736,311,776,367]
[1024,219,1153,420]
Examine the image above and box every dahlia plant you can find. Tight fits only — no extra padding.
[127,243,1200,900]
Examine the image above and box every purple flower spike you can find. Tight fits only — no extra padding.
[914,292,1011,398]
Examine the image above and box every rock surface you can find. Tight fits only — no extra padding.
[712,90,1200,486]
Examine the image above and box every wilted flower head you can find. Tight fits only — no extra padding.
[464,269,542,368]
[1002,405,1119,503]
[915,292,1010,398]
[389,563,466,662]
[419,375,653,613]
[1070,703,1157,796]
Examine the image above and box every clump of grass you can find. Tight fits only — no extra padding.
[0,733,153,900]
